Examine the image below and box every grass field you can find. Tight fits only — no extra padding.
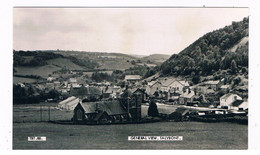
[13,103,248,149]
[13,77,37,84]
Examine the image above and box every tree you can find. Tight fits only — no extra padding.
[231,59,238,74]
[148,99,159,117]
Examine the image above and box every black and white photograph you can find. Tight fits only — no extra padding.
[11,7,251,150]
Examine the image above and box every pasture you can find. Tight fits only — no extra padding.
[13,103,248,149]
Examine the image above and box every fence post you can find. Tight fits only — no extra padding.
[48,106,50,121]
[40,105,42,122]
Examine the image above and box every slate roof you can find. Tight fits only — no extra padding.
[80,100,127,115]
[125,75,141,80]
[161,79,189,87]
[70,86,102,96]
[231,100,244,107]
[204,80,220,85]
[220,93,236,100]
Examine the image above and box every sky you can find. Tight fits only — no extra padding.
[13,8,249,56]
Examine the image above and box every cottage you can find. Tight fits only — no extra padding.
[73,101,129,123]
[179,90,195,105]
[220,93,242,109]
[146,81,162,96]
[203,79,223,90]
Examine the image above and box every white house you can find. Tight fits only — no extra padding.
[160,79,189,94]
[220,93,242,109]
[229,100,248,111]
[179,91,195,105]
[145,81,162,96]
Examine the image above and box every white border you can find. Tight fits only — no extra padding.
[1,0,260,153]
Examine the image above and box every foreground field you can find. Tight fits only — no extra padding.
[13,104,247,149]
[13,121,247,149]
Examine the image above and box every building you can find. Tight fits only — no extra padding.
[160,79,189,94]
[220,93,242,109]
[229,100,248,111]
[120,89,142,122]
[70,86,102,100]
[58,96,80,111]
[220,85,230,93]
[203,79,224,91]
[102,86,122,99]
[179,90,195,105]
[73,100,129,123]
[124,75,141,83]
[145,81,162,96]
[47,77,56,82]
[128,88,148,103]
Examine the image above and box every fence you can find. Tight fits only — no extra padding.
[13,104,74,123]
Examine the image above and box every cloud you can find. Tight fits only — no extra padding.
[13,8,248,55]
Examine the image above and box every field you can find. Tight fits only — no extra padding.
[13,77,37,84]
[14,65,61,78]
[13,103,248,149]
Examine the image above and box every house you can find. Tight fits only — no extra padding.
[220,85,230,93]
[73,100,129,123]
[220,93,242,109]
[58,96,80,111]
[124,75,141,82]
[47,77,56,82]
[179,90,195,105]
[229,100,248,111]
[203,79,224,90]
[145,81,162,96]
[69,78,77,84]
[160,79,189,94]
[102,86,122,99]
[70,86,102,100]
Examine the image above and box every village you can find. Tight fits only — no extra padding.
[14,68,248,125]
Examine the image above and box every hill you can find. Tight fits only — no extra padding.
[160,17,249,77]
[13,50,98,78]
[141,54,170,65]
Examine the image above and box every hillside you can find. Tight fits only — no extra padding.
[160,17,249,77]
[13,51,98,78]
[141,54,170,65]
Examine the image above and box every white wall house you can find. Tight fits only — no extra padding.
[146,81,162,96]
[220,93,242,109]
[160,79,189,94]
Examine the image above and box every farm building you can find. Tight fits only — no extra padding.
[58,96,80,111]
[73,100,129,123]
